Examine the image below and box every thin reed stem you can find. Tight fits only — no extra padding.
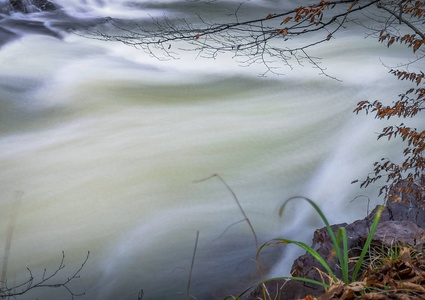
[186,231,199,300]
[195,174,268,299]
[1,191,23,289]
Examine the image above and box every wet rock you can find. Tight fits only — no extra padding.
[371,221,425,247]
[33,0,56,11]
[9,0,24,12]
[9,0,57,13]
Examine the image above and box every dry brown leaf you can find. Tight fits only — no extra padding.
[400,247,411,263]
[346,281,365,292]
[281,16,292,24]
[357,293,388,299]
[318,282,344,300]
[397,281,425,292]
[347,0,358,12]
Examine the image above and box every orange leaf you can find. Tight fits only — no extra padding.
[299,295,315,300]
[195,34,200,40]
[266,13,273,19]
[413,40,422,52]
[281,16,292,24]
[388,36,395,47]
[347,0,358,12]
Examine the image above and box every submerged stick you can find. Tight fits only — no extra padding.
[1,191,23,289]
[186,230,199,300]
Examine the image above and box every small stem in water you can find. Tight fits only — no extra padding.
[1,191,23,289]
[186,231,199,300]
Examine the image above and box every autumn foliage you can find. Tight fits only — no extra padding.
[378,0,425,52]
[354,69,424,202]
[276,1,425,204]
[354,10,425,204]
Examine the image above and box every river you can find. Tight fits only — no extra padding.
[0,1,419,299]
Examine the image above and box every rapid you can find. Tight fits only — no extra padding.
[0,1,419,299]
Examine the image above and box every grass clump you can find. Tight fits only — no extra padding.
[224,196,384,300]
[212,177,424,299]
[257,197,384,290]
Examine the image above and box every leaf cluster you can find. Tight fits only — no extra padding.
[376,0,425,51]
[361,246,425,298]
[379,32,424,51]
[354,69,425,203]
[404,0,425,16]
[293,0,330,24]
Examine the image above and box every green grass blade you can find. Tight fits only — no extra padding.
[260,238,338,282]
[337,227,349,284]
[279,197,345,278]
[351,205,384,281]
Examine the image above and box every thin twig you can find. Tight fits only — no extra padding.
[0,252,89,299]
[186,231,199,300]
[195,174,268,298]
[350,195,371,216]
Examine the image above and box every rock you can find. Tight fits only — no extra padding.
[9,0,57,13]
[246,181,425,300]
[9,0,24,12]
[32,0,56,11]
[370,221,425,247]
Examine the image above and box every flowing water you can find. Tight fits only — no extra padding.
[0,1,421,299]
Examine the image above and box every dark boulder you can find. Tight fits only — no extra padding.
[9,0,24,12]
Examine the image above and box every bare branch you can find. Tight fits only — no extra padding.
[75,0,389,77]
[0,252,90,300]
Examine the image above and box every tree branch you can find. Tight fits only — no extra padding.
[378,2,425,40]
[0,252,89,300]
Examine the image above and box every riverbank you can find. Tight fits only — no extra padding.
[245,179,425,300]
